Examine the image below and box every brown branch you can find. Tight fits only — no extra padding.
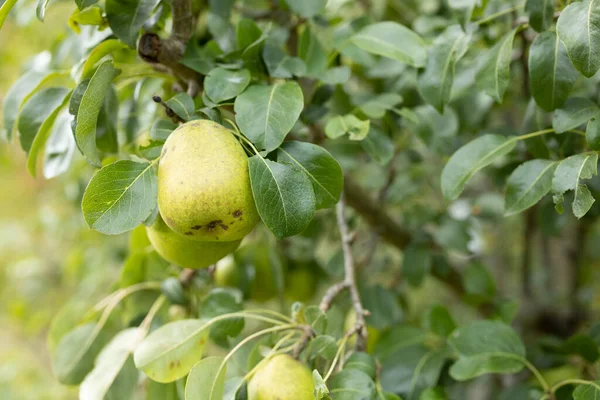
[138,0,201,96]
[319,281,348,311]
[336,193,368,351]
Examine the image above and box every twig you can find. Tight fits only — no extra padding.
[319,281,348,311]
[336,193,368,351]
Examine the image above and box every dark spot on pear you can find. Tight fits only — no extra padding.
[169,361,174,369]
[233,210,243,218]
[162,147,168,156]
[166,216,176,226]
[207,220,222,231]
[191,225,202,230]
[184,231,193,235]
[219,223,229,230]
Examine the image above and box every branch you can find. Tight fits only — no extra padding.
[138,0,201,96]
[336,193,368,351]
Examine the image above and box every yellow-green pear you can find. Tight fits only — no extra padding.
[146,214,241,269]
[158,119,259,241]
[248,355,314,400]
[344,309,380,353]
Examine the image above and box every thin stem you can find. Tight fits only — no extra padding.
[516,128,555,141]
[522,358,550,392]
[324,335,349,382]
[475,3,525,25]
[140,295,166,332]
[549,378,600,394]
[243,308,295,324]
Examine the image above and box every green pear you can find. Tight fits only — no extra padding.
[158,119,259,241]
[248,355,314,400]
[146,214,241,269]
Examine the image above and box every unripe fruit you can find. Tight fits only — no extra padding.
[146,214,240,269]
[248,354,314,400]
[157,120,259,241]
[344,309,381,353]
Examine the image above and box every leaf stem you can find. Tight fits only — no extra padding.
[140,295,166,332]
[549,378,600,395]
[516,128,555,141]
[323,335,349,382]
[475,3,525,25]
[521,358,550,392]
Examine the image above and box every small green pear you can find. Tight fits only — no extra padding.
[248,354,314,400]
[158,119,259,241]
[146,214,241,269]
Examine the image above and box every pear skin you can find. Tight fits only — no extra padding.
[158,120,259,241]
[248,355,314,400]
[146,214,241,269]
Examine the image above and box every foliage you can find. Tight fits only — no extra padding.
[4,0,600,399]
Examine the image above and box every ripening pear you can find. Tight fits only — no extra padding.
[158,119,259,241]
[248,355,314,400]
[146,214,241,269]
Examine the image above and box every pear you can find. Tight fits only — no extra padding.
[248,355,314,400]
[146,214,241,269]
[158,119,259,241]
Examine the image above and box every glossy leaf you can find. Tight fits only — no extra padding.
[81,39,130,79]
[105,0,160,48]
[552,97,600,133]
[557,0,600,77]
[552,153,598,218]
[80,328,144,400]
[43,110,76,179]
[16,86,68,157]
[449,320,525,380]
[298,25,328,77]
[525,0,556,32]
[504,159,558,215]
[529,31,579,112]
[165,92,195,121]
[134,319,209,383]
[204,68,251,103]
[351,21,427,67]
[418,26,470,113]
[184,356,226,400]
[328,369,376,400]
[278,141,343,209]
[476,27,519,103]
[441,134,517,200]
[324,115,370,141]
[81,160,158,235]
[313,370,330,399]
[248,156,316,239]
[573,381,600,399]
[234,82,304,152]
[36,0,51,21]
[587,118,600,150]
[74,60,119,166]
[198,289,244,340]
[0,0,18,30]
[359,93,403,119]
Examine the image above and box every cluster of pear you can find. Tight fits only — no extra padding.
[146,120,260,269]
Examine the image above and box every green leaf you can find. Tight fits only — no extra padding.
[325,115,370,141]
[52,323,112,385]
[81,160,158,235]
[69,5,104,31]
[359,93,403,119]
[573,381,600,399]
[427,305,456,338]
[321,66,351,84]
[184,356,227,400]
[298,25,328,78]
[277,141,343,209]
[418,26,470,113]
[309,335,338,359]
[558,0,600,77]
[529,31,579,112]
[3,70,48,140]
[248,156,316,239]
[441,134,517,200]
[204,68,251,104]
[105,0,160,48]
[504,160,558,215]
[151,119,178,141]
[351,21,427,67]
[361,126,395,166]
[17,87,70,153]
[80,39,130,79]
[360,285,403,330]
[199,289,244,340]
[26,89,72,177]
[313,370,330,400]
[36,0,51,21]
[525,0,556,32]
[552,153,598,218]
[403,244,432,287]
[147,381,179,400]
[475,28,519,103]
[463,262,496,300]
[449,320,526,380]
[0,0,19,30]
[286,0,326,18]
[165,92,196,121]
[345,352,377,379]
[420,387,448,400]
[79,328,144,400]
[587,117,600,150]
[262,43,306,78]
[43,110,76,179]
[75,60,119,166]
[134,319,210,383]
[328,369,375,400]
[553,97,600,133]
[448,0,476,27]
[234,82,304,152]
[75,0,98,10]
[564,333,600,363]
